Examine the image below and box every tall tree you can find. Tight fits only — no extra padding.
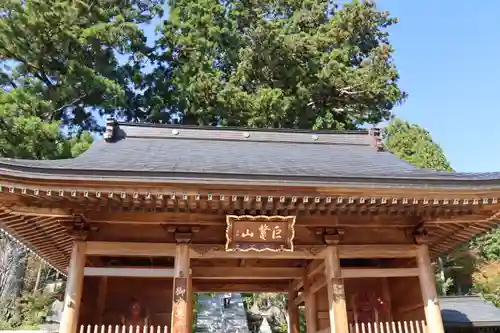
[0,0,164,132]
[148,0,406,128]
[472,227,500,261]
[382,119,478,295]
[0,0,162,302]
[0,104,93,304]
[382,118,453,172]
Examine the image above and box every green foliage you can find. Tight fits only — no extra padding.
[0,101,94,160]
[472,261,500,307]
[0,0,164,132]
[383,118,500,302]
[148,0,406,128]
[192,293,198,332]
[435,276,454,296]
[0,292,54,330]
[382,118,453,171]
[473,227,500,261]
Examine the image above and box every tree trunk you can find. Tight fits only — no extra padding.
[0,239,27,300]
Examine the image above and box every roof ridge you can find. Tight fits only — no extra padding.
[103,118,382,148]
[116,120,372,135]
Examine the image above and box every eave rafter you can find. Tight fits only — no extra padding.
[2,184,500,217]
[0,204,74,273]
[0,181,499,270]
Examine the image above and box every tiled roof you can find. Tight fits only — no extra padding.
[0,122,500,187]
[440,296,500,327]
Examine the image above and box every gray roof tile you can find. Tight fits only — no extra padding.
[1,123,500,186]
[440,296,500,327]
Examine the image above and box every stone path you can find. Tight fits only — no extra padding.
[195,293,250,333]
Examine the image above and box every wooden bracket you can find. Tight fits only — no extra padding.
[315,227,345,245]
[68,215,97,241]
[406,222,429,245]
[163,226,201,243]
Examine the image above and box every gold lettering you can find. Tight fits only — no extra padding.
[272,225,282,239]
[175,286,186,298]
[258,224,270,240]
[242,229,254,238]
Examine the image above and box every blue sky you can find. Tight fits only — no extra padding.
[375,1,500,172]
[139,0,499,173]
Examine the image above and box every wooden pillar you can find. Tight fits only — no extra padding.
[59,240,86,333]
[303,274,317,333]
[171,243,191,333]
[96,277,108,324]
[417,245,445,333]
[288,287,300,333]
[186,270,194,332]
[324,246,349,333]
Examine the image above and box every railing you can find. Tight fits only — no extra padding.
[349,321,427,333]
[79,325,169,333]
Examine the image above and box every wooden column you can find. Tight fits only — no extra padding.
[303,273,317,333]
[324,246,348,333]
[186,270,194,332]
[96,277,108,324]
[171,243,191,333]
[417,245,445,333]
[288,287,300,333]
[59,240,86,333]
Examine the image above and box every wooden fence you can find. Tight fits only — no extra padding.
[79,325,168,333]
[349,321,428,333]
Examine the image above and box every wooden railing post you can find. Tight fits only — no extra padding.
[417,245,445,333]
[324,246,349,333]
[59,240,86,333]
[171,243,191,333]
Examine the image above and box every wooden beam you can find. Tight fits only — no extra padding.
[83,211,429,228]
[310,278,325,294]
[342,268,419,278]
[86,242,323,259]
[310,267,419,294]
[291,279,303,292]
[84,267,175,278]
[7,204,71,217]
[193,282,289,292]
[337,245,418,258]
[191,246,323,259]
[86,241,177,257]
[192,267,304,280]
[294,292,305,306]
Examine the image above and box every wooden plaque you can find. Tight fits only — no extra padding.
[225,215,296,252]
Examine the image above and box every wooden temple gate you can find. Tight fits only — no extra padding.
[0,122,498,333]
[60,238,443,333]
